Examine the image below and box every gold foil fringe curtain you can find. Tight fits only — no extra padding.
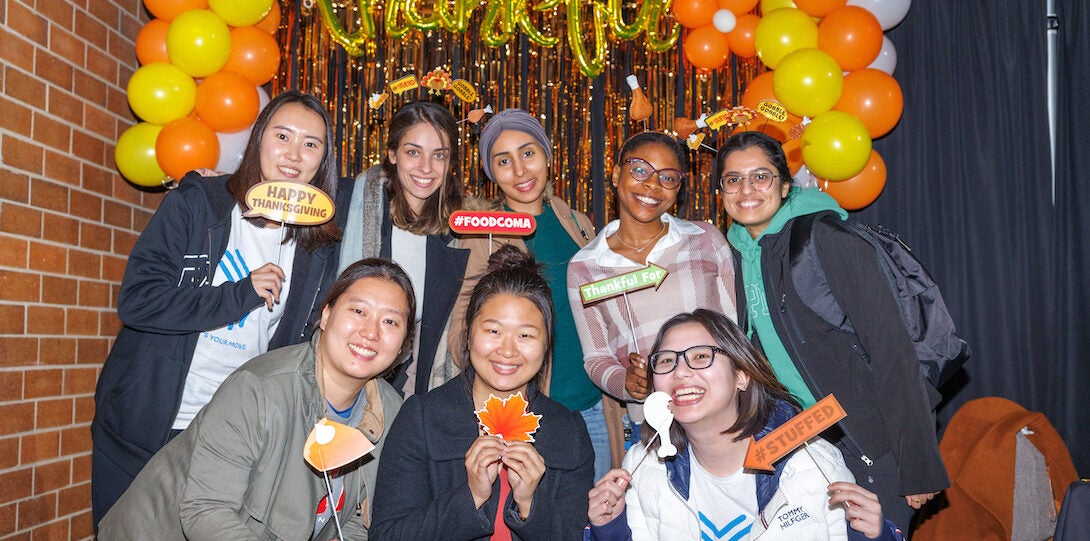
[272,0,759,224]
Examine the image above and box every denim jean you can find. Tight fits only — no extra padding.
[579,399,611,481]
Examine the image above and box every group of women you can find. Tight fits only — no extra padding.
[90,88,945,540]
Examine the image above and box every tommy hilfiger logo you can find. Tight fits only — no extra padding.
[775,506,811,529]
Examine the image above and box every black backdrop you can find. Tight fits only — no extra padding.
[852,0,1089,474]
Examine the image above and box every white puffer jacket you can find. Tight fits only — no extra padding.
[623,437,853,540]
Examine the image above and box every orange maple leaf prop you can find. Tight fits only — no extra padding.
[474,393,542,442]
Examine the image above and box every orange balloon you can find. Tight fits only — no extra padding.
[821,150,886,210]
[135,19,170,65]
[684,25,731,70]
[834,68,904,138]
[222,26,281,85]
[254,1,281,34]
[718,0,760,12]
[818,6,883,71]
[727,14,760,58]
[143,0,209,22]
[675,0,720,29]
[794,0,846,17]
[782,137,804,175]
[195,71,260,132]
[740,71,802,142]
[155,117,219,180]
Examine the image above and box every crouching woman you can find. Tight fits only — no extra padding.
[587,309,903,541]
[99,258,414,540]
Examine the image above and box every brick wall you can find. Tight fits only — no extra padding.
[0,1,159,538]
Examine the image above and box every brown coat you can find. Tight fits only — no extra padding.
[914,397,1078,540]
[450,195,626,467]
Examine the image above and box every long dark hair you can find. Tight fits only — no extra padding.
[383,101,464,235]
[226,90,341,251]
[460,245,554,392]
[641,309,799,454]
[322,258,417,374]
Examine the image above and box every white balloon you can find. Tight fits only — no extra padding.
[214,86,272,173]
[846,0,911,30]
[792,164,818,189]
[712,9,737,33]
[867,36,898,75]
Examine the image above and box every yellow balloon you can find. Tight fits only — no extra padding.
[208,0,272,27]
[754,7,817,69]
[116,123,167,187]
[166,10,231,77]
[801,111,872,181]
[567,0,609,77]
[760,0,798,12]
[126,62,197,124]
[772,48,843,117]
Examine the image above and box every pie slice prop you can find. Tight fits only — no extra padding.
[303,417,376,472]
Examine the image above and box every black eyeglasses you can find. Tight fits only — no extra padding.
[718,169,777,194]
[648,345,724,375]
[624,158,685,190]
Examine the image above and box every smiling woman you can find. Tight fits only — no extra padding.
[566,131,737,461]
[586,309,905,541]
[338,100,472,399]
[371,245,594,541]
[90,90,350,528]
[99,259,413,540]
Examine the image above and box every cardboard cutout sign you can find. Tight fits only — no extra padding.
[757,100,789,123]
[578,263,668,305]
[452,79,479,102]
[475,393,542,442]
[389,74,419,94]
[303,418,376,472]
[449,210,536,236]
[244,181,335,225]
[705,108,733,131]
[743,394,847,471]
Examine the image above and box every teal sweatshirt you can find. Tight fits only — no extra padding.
[726,187,848,408]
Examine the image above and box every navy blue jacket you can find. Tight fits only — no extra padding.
[92,174,350,494]
[372,375,595,540]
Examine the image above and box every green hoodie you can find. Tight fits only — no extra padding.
[727,187,848,408]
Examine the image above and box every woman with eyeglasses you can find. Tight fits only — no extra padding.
[586,309,904,541]
[716,131,947,531]
[567,131,736,453]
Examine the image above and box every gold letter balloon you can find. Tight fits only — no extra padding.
[312,0,679,77]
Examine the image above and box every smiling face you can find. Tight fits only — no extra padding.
[258,102,327,183]
[613,142,682,225]
[387,122,451,216]
[719,146,792,239]
[318,276,411,392]
[468,294,547,406]
[651,322,749,435]
[489,130,550,215]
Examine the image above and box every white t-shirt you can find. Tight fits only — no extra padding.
[690,453,758,540]
[173,206,296,429]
